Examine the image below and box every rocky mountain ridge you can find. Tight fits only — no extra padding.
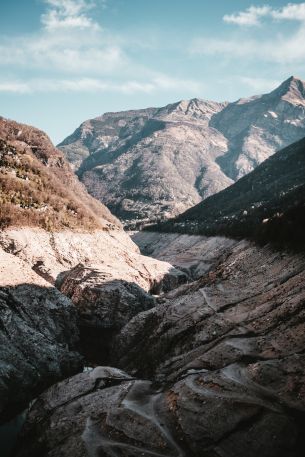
[59,76,305,226]
[153,135,305,252]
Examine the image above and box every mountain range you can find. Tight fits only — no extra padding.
[152,135,305,251]
[59,76,305,226]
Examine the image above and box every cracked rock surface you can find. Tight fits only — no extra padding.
[15,236,305,456]
[0,283,82,424]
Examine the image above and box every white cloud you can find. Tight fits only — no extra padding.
[0,76,203,95]
[191,22,305,64]
[0,0,125,75]
[271,2,305,21]
[191,2,305,66]
[0,0,202,96]
[0,37,125,75]
[223,2,305,27]
[223,6,271,27]
[0,82,31,93]
[41,0,100,31]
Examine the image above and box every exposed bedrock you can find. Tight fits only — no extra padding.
[0,228,186,365]
[131,231,238,279]
[56,262,186,364]
[0,283,82,424]
[14,236,305,456]
[14,360,305,457]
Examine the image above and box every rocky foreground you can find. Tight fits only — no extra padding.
[0,227,185,424]
[13,233,305,457]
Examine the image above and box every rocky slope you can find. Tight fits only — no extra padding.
[0,118,185,426]
[14,237,305,457]
[59,76,305,226]
[0,117,118,231]
[154,136,305,251]
[212,76,305,180]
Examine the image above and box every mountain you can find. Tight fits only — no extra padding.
[212,76,305,180]
[59,100,232,227]
[0,116,118,231]
[153,136,305,251]
[59,76,305,227]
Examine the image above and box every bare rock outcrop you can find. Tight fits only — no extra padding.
[14,237,305,456]
[0,228,185,291]
[132,231,238,279]
[16,362,304,457]
[0,249,82,424]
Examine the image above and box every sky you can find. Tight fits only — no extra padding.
[1,0,305,144]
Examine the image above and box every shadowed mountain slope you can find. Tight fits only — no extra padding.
[152,136,305,251]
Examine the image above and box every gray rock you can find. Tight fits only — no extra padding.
[57,264,156,329]
[56,262,187,364]
[15,238,305,456]
[0,284,82,423]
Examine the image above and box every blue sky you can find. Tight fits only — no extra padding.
[1,0,305,144]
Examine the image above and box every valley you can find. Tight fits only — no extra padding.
[0,78,305,457]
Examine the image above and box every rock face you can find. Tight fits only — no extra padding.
[0,227,182,290]
[0,227,186,366]
[212,76,305,180]
[15,237,305,457]
[59,76,305,226]
[0,249,82,424]
[155,136,305,252]
[132,231,238,279]
[57,264,155,329]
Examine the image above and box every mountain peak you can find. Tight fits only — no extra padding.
[270,75,305,105]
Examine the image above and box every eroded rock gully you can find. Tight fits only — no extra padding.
[13,233,305,457]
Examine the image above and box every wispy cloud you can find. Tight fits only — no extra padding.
[223,2,305,27]
[0,0,123,75]
[0,82,31,94]
[191,25,305,64]
[191,2,305,66]
[41,0,100,31]
[0,76,203,95]
[223,6,271,27]
[0,0,201,96]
